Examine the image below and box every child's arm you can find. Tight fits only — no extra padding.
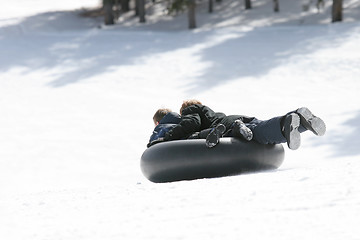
[165,113,201,140]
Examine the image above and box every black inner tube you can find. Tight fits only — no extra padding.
[141,138,285,183]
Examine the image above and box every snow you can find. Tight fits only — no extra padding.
[1,0,360,239]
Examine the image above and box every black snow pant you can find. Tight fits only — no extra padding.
[194,112,307,145]
[245,115,307,145]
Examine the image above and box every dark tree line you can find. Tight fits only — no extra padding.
[103,0,145,25]
[103,0,344,29]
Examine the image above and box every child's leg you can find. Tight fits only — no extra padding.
[249,115,307,146]
[249,117,287,145]
[198,128,213,139]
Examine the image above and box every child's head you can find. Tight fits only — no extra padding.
[153,108,172,125]
[180,99,202,114]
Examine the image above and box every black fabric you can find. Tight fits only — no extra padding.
[220,114,255,129]
[162,105,313,147]
[165,104,254,141]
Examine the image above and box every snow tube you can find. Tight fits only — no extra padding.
[141,137,285,183]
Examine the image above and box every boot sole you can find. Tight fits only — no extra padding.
[234,120,253,141]
[297,107,326,136]
[206,124,226,148]
[239,125,253,141]
[284,113,301,150]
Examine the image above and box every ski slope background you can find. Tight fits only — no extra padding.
[1,0,360,239]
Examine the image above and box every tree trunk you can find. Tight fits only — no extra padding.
[135,0,139,16]
[138,0,146,23]
[103,0,114,25]
[273,0,279,12]
[121,0,130,12]
[245,0,251,9]
[209,0,213,13]
[188,0,196,29]
[332,0,343,22]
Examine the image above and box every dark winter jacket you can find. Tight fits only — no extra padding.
[165,104,254,141]
[149,112,181,143]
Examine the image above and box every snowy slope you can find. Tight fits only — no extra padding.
[1,0,360,239]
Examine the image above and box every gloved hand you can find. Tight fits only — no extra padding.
[147,137,166,148]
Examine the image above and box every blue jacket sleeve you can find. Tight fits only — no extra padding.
[149,130,160,143]
[149,124,178,143]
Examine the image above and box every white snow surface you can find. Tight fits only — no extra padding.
[1,0,360,239]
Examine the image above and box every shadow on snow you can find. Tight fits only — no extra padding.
[323,111,360,158]
[0,7,359,91]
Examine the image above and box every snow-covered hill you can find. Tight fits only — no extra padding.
[1,0,359,239]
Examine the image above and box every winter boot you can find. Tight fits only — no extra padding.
[282,113,301,150]
[233,119,253,141]
[206,124,226,148]
[296,107,326,136]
